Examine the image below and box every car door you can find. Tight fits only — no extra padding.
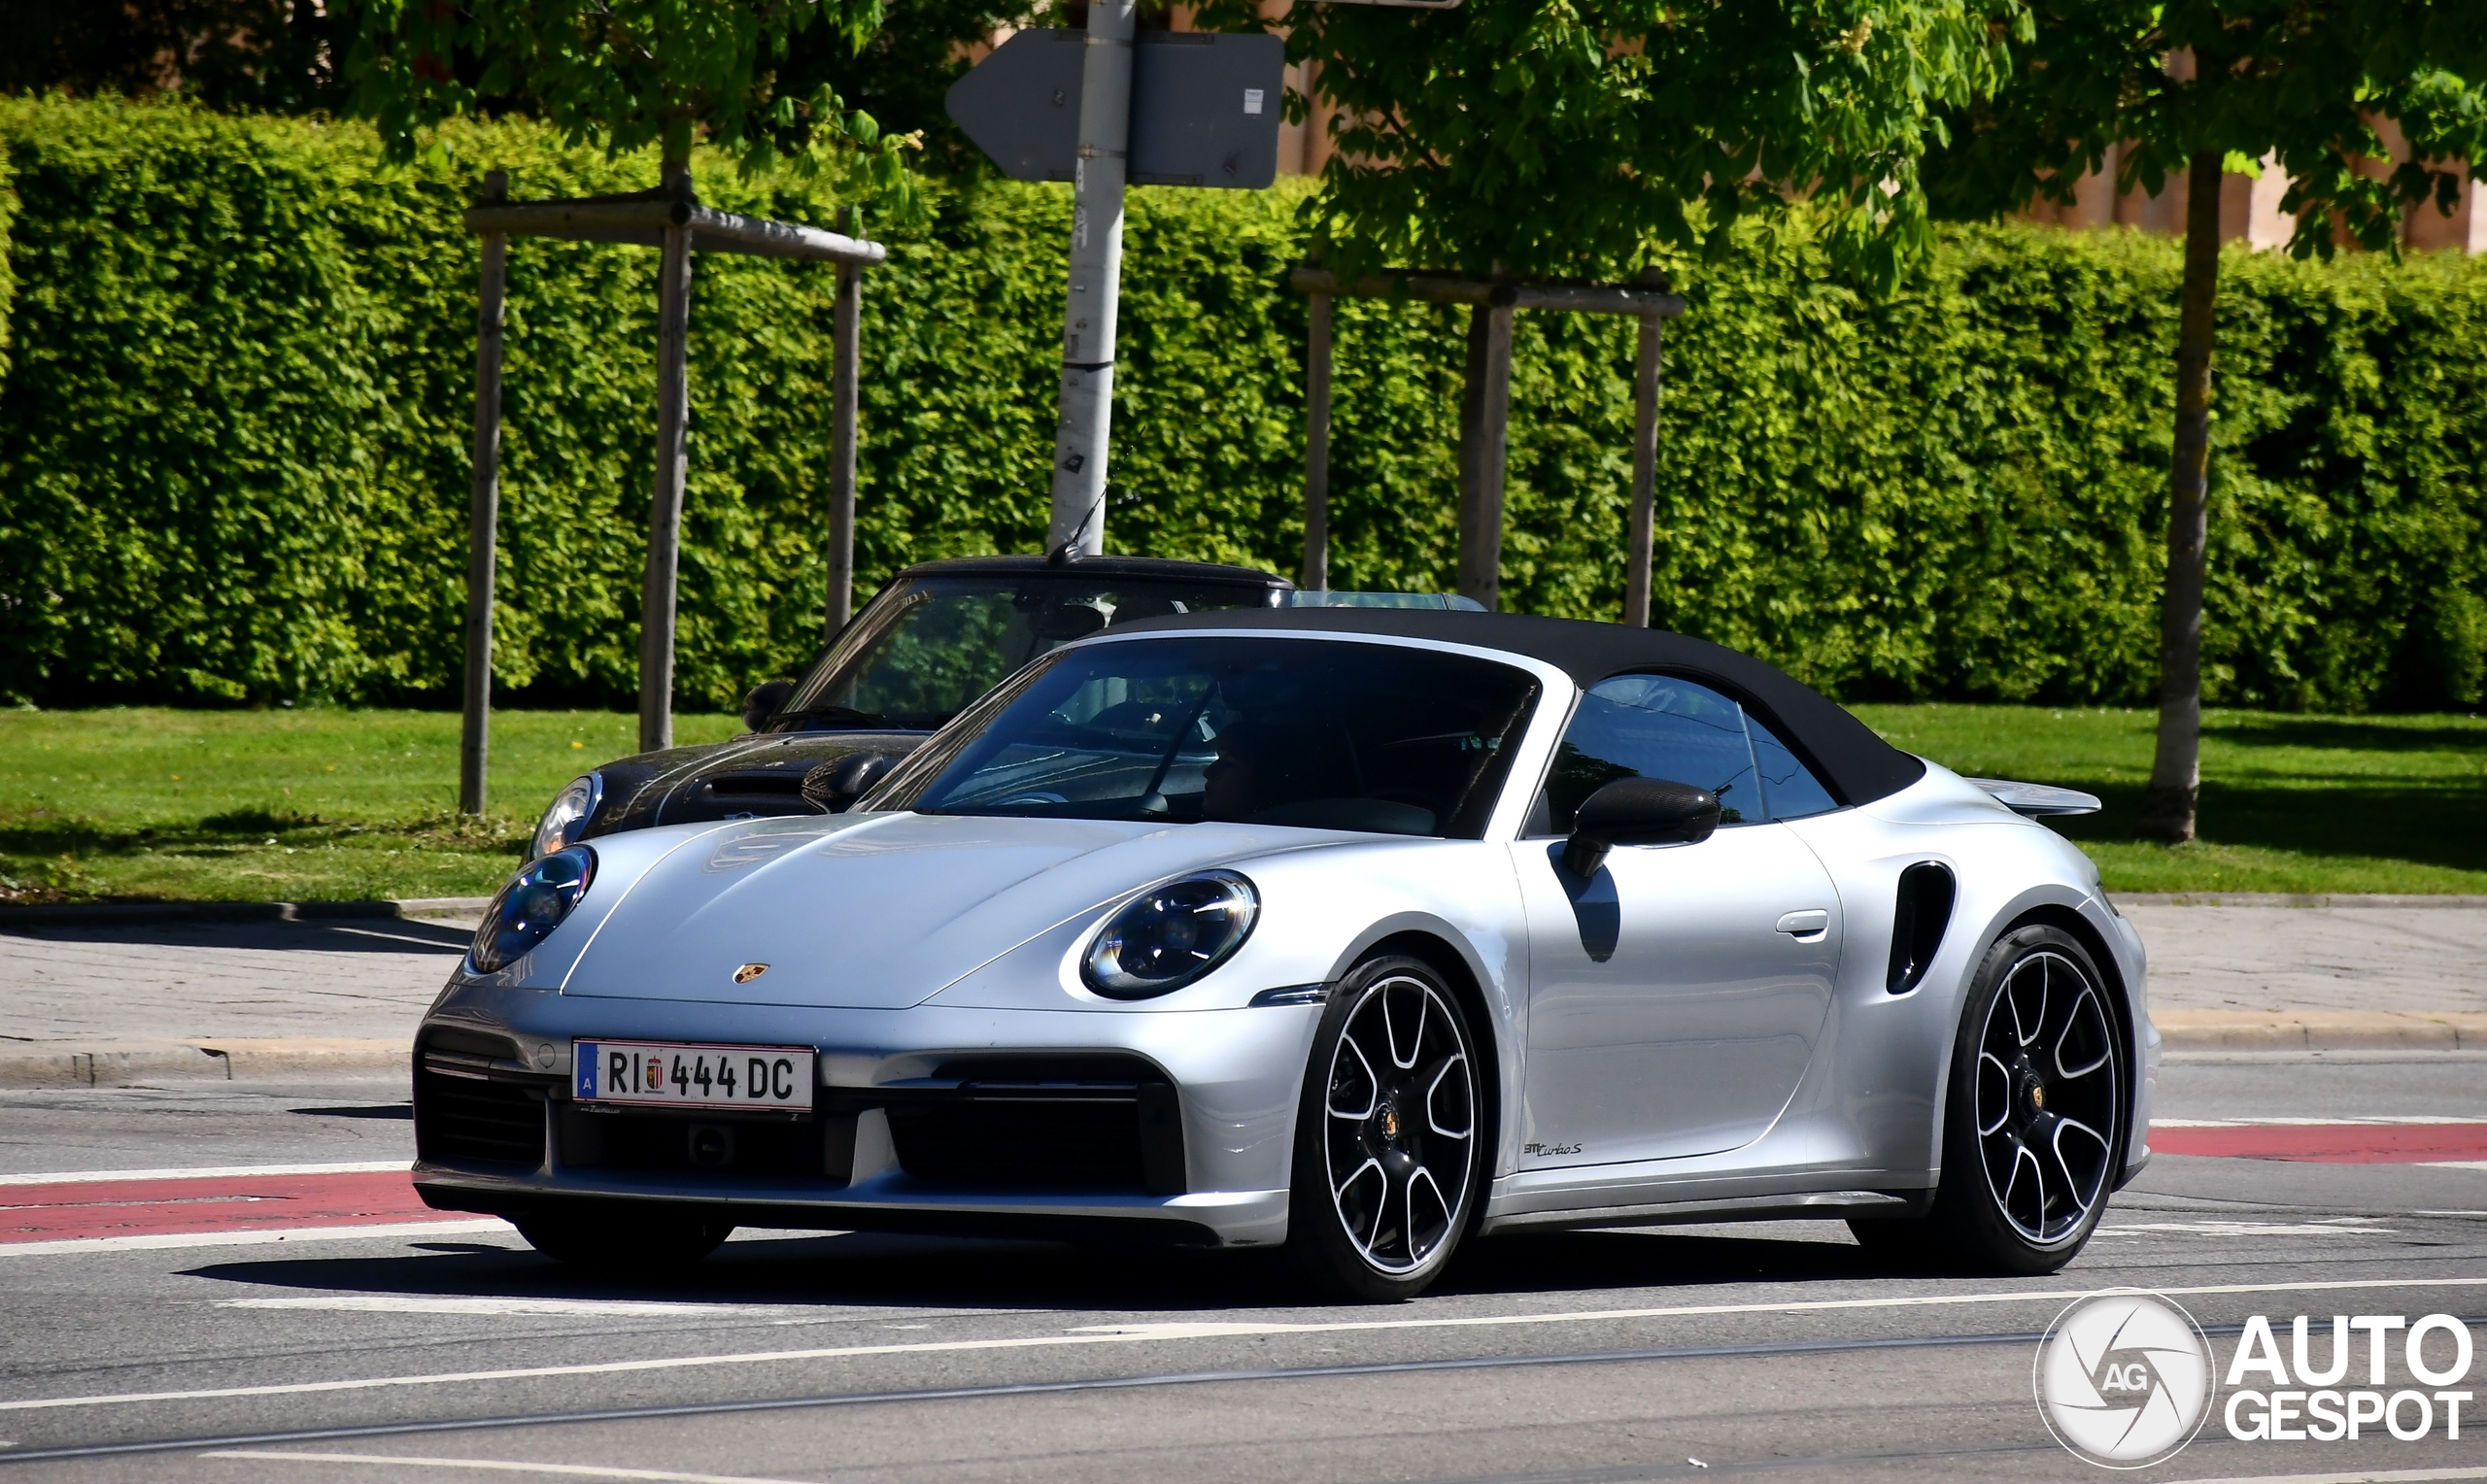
[1516,674,1845,1167]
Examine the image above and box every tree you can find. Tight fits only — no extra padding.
[1924,1,2487,843]
[1229,0,2026,291]
[1191,0,2026,605]
[343,0,916,193]
[1,0,344,113]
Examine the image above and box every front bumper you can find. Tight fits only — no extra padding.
[412,980,1316,1248]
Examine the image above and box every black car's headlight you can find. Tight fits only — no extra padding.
[531,772,603,860]
[1081,870,1258,999]
[471,846,596,974]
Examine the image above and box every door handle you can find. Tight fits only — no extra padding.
[1774,909,1830,938]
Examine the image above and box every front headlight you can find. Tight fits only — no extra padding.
[1081,870,1258,999]
[471,846,596,974]
[531,772,603,860]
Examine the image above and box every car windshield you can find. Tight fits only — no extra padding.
[871,637,1542,839]
[773,575,1275,732]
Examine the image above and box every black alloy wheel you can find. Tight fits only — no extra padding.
[1853,924,2125,1275]
[513,1201,734,1277]
[1859,914,2129,1272]
[1288,954,1482,1300]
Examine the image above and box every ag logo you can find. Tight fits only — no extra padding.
[2034,1290,2214,1468]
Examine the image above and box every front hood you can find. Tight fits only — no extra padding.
[561,812,1315,1009]
[589,729,929,836]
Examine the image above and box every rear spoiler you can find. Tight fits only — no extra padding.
[1966,778,2102,817]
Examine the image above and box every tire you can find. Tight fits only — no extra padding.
[1286,954,1485,1301]
[1850,925,2126,1275]
[514,1201,734,1277]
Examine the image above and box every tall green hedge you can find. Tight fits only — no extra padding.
[2,95,2482,713]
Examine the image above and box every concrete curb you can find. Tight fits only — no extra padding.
[0,897,491,929]
[0,1038,409,1089]
[2153,1010,2487,1052]
[14,1013,2484,1090]
[2114,893,2487,909]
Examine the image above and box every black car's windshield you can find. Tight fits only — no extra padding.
[775,577,1275,732]
[871,637,1542,839]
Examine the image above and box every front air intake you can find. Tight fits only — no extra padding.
[1887,860,1957,995]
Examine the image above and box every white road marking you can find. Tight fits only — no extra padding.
[0,1220,503,1259]
[2094,1220,2396,1237]
[326,926,463,950]
[221,1297,814,1320]
[2421,1161,2487,1172]
[2167,1468,2487,1484]
[0,1162,408,1186]
[202,1451,811,1484]
[11,1272,2487,1415]
[2154,1117,2487,1128]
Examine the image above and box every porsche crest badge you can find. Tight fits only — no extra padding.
[733,962,769,983]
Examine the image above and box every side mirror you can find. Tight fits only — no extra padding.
[741,679,796,733]
[1561,777,1721,877]
[801,752,898,813]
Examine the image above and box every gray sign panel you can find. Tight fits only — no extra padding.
[946,29,1285,189]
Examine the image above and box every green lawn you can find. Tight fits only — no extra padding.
[1,704,2478,903]
[1853,704,2487,895]
[0,708,739,905]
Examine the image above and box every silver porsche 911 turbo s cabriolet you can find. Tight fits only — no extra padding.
[415,608,2154,1299]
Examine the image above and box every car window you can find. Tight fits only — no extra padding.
[1747,712,1839,821]
[872,637,1541,839]
[1537,675,1760,834]
[778,577,1271,731]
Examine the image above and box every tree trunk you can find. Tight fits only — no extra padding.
[639,160,695,755]
[1455,294,1515,609]
[2139,152,2224,844]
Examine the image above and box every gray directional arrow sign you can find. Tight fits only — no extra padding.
[946,29,1285,189]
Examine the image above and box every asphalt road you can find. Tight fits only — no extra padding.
[3,1054,2483,1484]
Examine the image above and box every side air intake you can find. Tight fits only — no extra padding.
[1886,860,1957,995]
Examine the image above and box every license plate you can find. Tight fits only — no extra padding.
[574,1040,813,1112]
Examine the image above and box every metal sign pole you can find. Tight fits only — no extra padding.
[1047,0,1136,556]
[826,204,864,640]
[459,170,510,816]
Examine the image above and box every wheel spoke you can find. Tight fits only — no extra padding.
[1407,1164,1449,1261]
[2054,1117,2111,1209]
[1424,1053,1473,1139]
[1975,1052,2014,1136]
[2055,986,2112,1079]
[1328,1033,1378,1121]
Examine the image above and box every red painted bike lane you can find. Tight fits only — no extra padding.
[2150,1122,2487,1163]
[1,1168,458,1244]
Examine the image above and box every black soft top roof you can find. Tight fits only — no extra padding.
[1108,607,1926,807]
[896,554,1291,589]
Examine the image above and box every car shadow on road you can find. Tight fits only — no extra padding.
[0,916,471,954]
[185,1221,1891,1315]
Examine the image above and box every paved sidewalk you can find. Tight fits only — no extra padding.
[2122,900,2487,1052]
[1,914,470,1085]
[1,897,2481,1085]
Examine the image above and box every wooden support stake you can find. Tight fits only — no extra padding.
[826,206,864,641]
[1303,291,1333,591]
[459,171,510,817]
[639,169,695,755]
[1623,272,1665,628]
[1455,294,1516,611]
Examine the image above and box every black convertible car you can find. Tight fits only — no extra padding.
[528,555,1299,857]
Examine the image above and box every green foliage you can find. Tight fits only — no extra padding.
[1194,0,2024,290]
[2,97,2484,715]
[343,0,914,202]
[0,0,347,114]
[1926,0,2487,257]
